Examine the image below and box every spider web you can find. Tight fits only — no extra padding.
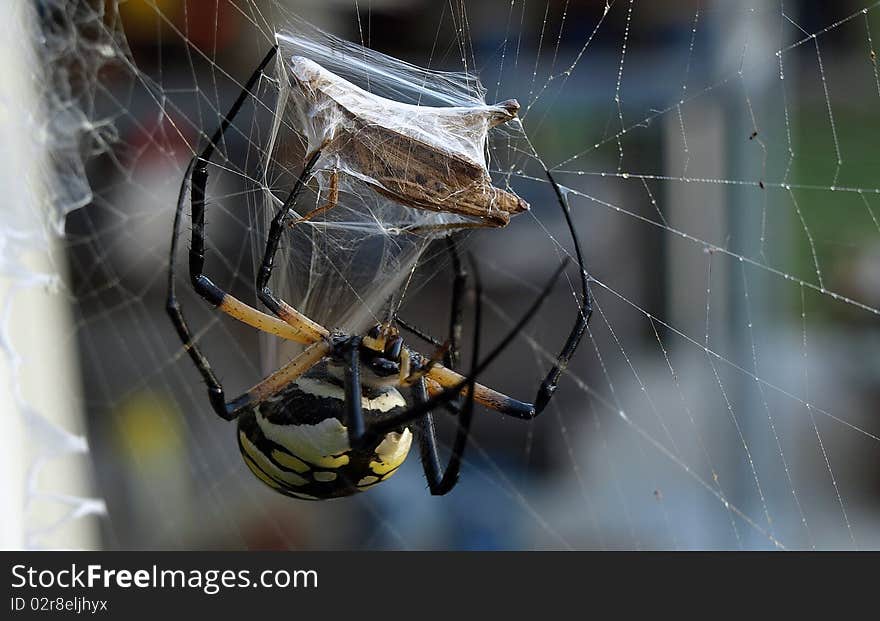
[6,0,880,550]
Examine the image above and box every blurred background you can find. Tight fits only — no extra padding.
[2,0,879,550]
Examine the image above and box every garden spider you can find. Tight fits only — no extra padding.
[166,46,592,499]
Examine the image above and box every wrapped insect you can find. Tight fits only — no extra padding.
[263,26,535,332]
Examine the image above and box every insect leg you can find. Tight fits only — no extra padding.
[290,168,339,225]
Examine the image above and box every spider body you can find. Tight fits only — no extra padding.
[236,371,412,500]
[236,327,417,500]
[166,46,593,498]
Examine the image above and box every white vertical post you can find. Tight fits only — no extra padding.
[0,0,100,550]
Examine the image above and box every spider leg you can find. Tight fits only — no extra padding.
[445,235,467,370]
[368,259,567,437]
[191,44,327,342]
[412,376,476,495]
[188,46,279,322]
[167,159,230,418]
[170,157,326,344]
[412,384,444,488]
[167,46,330,419]
[168,163,331,419]
[396,235,466,370]
[395,319,444,349]
[411,255,480,495]
[177,43,326,343]
[424,365,532,419]
[532,169,594,414]
[396,236,467,421]
[256,150,327,328]
[404,174,592,418]
[226,340,331,414]
[418,173,593,418]
[197,46,278,165]
[342,337,368,449]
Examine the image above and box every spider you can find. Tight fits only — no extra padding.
[166,46,592,499]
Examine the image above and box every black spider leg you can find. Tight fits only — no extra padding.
[396,235,466,371]
[397,236,467,419]
[368,259,569,439]
[445,235,467,370]
[341,337,369,449]
[341,241,468,457]
[395,320,464,414]
[190,45,280,311]
[167,159,234,419]
[255,149,322,318]
[411,254,482,495]
[532,169,594,415]
[395,319,444,350]
[166,46,280,420]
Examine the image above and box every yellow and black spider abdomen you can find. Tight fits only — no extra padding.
[236,370,413,500]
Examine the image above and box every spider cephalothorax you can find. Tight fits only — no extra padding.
[166,45,592,499]
[353,324,410,382]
